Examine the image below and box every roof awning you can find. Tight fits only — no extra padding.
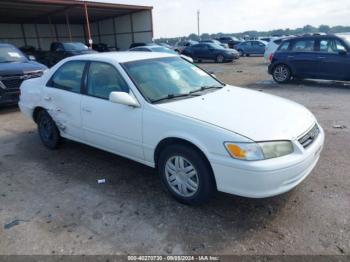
[0,0,153,24]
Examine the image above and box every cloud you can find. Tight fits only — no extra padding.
[91,0,350,38]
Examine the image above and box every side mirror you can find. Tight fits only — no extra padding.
[109,92,140,107]
[339,50,347,56]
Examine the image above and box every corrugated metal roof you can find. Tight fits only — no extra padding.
[0,0,153,24]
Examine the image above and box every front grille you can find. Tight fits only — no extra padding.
[0,71,43,90]
[298,124,320,149]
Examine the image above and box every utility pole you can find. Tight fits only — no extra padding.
[197,9,200,40]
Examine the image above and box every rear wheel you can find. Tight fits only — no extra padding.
[216,54,225,63]
[37,110,61,149]
[157,144,215,205]
[272,64,291,83]
[238,49,244,56]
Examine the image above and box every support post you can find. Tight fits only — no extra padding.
[83,2,93,48]
[65,12,72,42]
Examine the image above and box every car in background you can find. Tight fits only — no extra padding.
[235,40,268,56]
[216,36,242,49]
[19,52,324,205]
[264,37,290,62]
[158,43,173,49]
[35,42,97,67]
[0,43,47,106]
[268,34,350,83]
[182,43,239,63]
[129,42,158,49]
[200,39,228,49]
[91,43,110,52]
[173,40,198,54]
[129,45,193,62]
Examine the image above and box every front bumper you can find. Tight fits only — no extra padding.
[210,126,325,198]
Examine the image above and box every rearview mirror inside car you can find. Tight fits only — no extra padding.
[109,92,140,107]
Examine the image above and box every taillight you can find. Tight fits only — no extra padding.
[269,53,274,62]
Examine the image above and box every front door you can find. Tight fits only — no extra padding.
[43,60,86,140]
[316,38,350,80]
[81,61,143,161]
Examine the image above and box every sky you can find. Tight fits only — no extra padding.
[91,0,350,38]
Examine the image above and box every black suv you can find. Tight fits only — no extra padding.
[0,43,47,106]
[268,34,350,83]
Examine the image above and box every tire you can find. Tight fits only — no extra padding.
[216,54,225,63]
[37,110,61,149]
[272,64,291,84]
[238,50,244,56]
[157,144,216,205]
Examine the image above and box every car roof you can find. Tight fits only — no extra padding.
[285,34,339,41]
[67,51,176,63]
[0,43,15,47]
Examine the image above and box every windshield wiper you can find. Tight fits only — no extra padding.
[189,85,223,94]
[151,93,199,103]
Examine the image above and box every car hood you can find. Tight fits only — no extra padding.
[157,86,316,141]
[0,61,46,76]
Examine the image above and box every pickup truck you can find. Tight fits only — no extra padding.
[35,42,97,67]
[0,43,47,106]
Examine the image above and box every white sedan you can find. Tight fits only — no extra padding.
[19,52,324,205]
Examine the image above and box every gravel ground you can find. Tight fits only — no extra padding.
[0,57,349,256]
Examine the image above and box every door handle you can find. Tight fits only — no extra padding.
[318,56,326,59]
[44,96,52,101]
[82,107,92,113]
[287,55,294,58]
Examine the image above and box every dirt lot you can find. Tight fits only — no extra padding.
[0,57,349,256]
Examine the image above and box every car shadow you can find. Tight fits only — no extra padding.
[0,105,19,115]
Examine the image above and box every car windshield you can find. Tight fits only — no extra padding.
[123,57,223,103]
[0,46,27,63]
[151,47,177,54]
[208,43,225,50]
[63,43,88,51]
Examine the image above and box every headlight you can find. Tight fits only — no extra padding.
[224,141,293,161]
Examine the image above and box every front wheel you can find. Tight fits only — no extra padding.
[216,54,225,63]
[37,110,61,149]
[157,144,216,205]
[272,64,291,83]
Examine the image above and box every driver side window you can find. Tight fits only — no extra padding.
[87,62,129,100]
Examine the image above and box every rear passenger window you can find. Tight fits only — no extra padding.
[87,62,129,100]
[48,61,86,93]
[292,40,315,52]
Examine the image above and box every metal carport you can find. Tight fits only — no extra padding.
[0,0,153,51]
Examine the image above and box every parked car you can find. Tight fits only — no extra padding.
[182,43,239,63]
[173,40,198,54]
[35,42,97,67]
[235,40,268,56]
[268,34,350,83]
[19,52,324,205]
[91,43,110,52]
[264,37,289,62]
[129,42,157,49]
[129,45,193,62]
[200,39,228,49]
[0,43,47,106]
[216,36,242,49]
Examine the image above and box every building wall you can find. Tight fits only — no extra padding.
[0,10,153,51]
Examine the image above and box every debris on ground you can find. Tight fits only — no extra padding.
[97,179,106,184]
[332,125,347,129]
[4,219,29,230]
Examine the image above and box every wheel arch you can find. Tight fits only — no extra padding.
[154,137,216,187]
[32,106,46,123]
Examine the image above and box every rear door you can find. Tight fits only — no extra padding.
[288,38,318,78]
[44,60,86,140]
[316,38,350,80]
[193,44,209,59]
